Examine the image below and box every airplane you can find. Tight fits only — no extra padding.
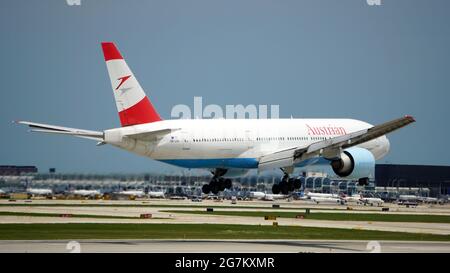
[304,192,345,204]
[70,189,101,197]
[397,195,421,206]
[16,42,415,196]
[359,196,384,206]
[148,191,165,198]
[306,192,349,202]
[249,191,286,201]
[305,192,339,199]
[249,191,266,199]
[398,195,419,202]
[341,193,362,203]
[26,188,52,196]
[115,189,146,198]
[262,194,275,201]
[310,196,344,205]
[260,194,286,201]
[419,197,438,204]
[305,192,368,205]
[265,194,286,200]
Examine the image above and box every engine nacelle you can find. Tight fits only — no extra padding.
[330,147,375,179]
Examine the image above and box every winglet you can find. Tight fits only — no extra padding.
[404,115,415,122]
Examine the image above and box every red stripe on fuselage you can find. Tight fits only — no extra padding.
[101,42,123,61]
[118,97,162,126]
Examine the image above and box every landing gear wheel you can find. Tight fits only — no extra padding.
[224,179,232,189]
[293,179,302,190]
[218,179,226,192]
[210,181,220,195]
[272,183,281,194]
[279,181,289,195]
[288,178,296,192]
[208,168,229,194]
[202,184,211,194]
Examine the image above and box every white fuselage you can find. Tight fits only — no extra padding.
[360,197,384,206]
[306,192,339,199]
[70,190,101,196]
[104,118,390,170]
[311,196,343,204]
[249,191,286,200]
[27,188,52,195]
[116,190,146,197]
[148,191,165,198]
[344,195,362,202]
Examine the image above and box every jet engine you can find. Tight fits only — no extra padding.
[330,147,375,182]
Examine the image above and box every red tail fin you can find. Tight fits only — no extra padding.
[101,42,161,126]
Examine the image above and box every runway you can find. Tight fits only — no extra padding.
[1,239,449,253]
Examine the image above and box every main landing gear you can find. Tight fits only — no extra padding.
[272,170,302,195]
[202,168,232,195]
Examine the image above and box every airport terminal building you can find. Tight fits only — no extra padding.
[0,166,38,176]
[375,164,450,197]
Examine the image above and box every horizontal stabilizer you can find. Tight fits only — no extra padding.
[15,121,104,141]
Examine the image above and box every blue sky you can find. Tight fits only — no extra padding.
[0,0,449,173]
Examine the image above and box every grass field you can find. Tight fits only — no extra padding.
[0,211,173,220]
[0,223,449,241]
[0,211,141,219]
[163,210,450,223]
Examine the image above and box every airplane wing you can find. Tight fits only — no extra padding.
[258,115,415,172]
[15,121,104,141]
